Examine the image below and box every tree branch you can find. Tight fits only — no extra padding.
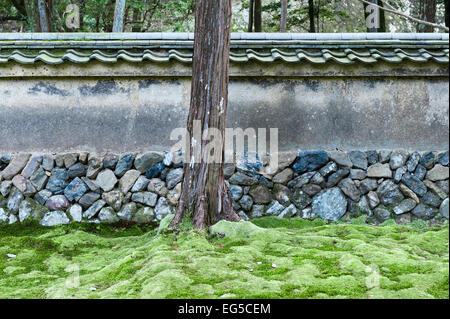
[356,0,449,31]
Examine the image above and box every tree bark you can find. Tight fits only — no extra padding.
[421,0,436,32]
[308,0,315,32]
[254,0,262,32]
[169,0,240,230]
[36,0,52,32]
[248,0,254,32]
[113,0,127,32]
[280,0,287,32]
[445,0,449,28]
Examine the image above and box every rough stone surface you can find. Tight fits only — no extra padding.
[393,199,417,215]
[273,184,291,206]
[230,185,243,202]
[12,175,36,196]
[302,184,322,197]
[377,180,404,206]
[389,150,409,170]
[98,207,120,224]
[95,169,118,192]
[338,178,361,202]
[134,152,163,173]
[440,198,449,219]
[326,169,350,188]
[366,150,378,165]
[378,150,392,164]
[265,201,284,216]
[394,166,407,184]
[399,184,420,203]
[21,155,42,179]
[46,168,70,194]
[118,202,137,221]
[131,192,158,207]
[412,204,438,220]
[46,195,70,211]
[350,169,366,180]
[272,168,294,184]
[79,192,101,209]
[102,190,124,211]
[406,152,421,172]
[401,173,427,197]
[367,164,392,178]
[34,189,52,206]
[426,165,449,181]
[0,154,31,180]
[312,188,347,221]
[249,185,272,204]
[424,180,447,200]
[68,163,88,178]
[413,165,427,181]
[239,195,253,212]
[287,172,315,189]
[132,207,155,223]
[437,151,449,166]
[367,191,380,209]
[250,205,265,218]
[114,153,136,177]
[374,208,391,223]
[64,177,88,202]
[359,178,378,195]
[148,178,168,197]
[319,162,338,177]
[30,167,48,191]
[421,191,442,208]
[69,204,83,222]
[293,151,329,174]
[40,211,70,226]
[166,168,184,190]
[0,181,13,197]
[7,188,24,213]
[119,170,141,194]
[83,200,106,219]
[329,151,352,168]
[229,172,258,186]
[349,151,368,170]
[131,176,150,192]
[154,197,173,221]
[420,152,436,169]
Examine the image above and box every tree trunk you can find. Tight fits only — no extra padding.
[36,0,52,32]
[445,0,449,28]
[280,0,287,32]
[308,0,315,33]
[169,0,240,230]
[254,0,262,32]
[422,0,436,32]
[248,0,254,32]
[113,0,127,32]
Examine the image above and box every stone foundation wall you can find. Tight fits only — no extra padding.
[1,149,448,226]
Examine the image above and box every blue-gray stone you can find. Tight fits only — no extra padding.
[413,164,427,180]
[230,185,243,201]
[0,153,11,164]
[114,153,136,177]
[412,204,438,220]
[239,195,254,211]
[160,167,170,180]
[319,162,338,177]
[293,151,329,174]
[326,169,350,188]
[46,168,70,193]
[374,208,391,223]
[401,173,427,197]
[166,168,184,190]
[349,151,368,170]
[420,152,436,169]
[377,180,404,206]
[103,153,119,169]
[68,163,88,178]
[366,150,378,165]
[437,151,449,166]
[145,162,165,179]
[258,175,273,189]
[236,152,262,174]
[421,191,441,208]
[406,152,421,172]
[64,177,88,202]
[394,166,407,183]
[34,189,52,206]
[312,188,347,221]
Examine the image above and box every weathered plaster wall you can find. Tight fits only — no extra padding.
[0,75,448,153]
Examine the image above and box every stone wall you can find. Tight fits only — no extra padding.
[1,149,448,226]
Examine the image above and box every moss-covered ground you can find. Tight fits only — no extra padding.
[0,217,448,299]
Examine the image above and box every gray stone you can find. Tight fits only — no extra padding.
[229,172,258,186]
[301,207,317,220]
[437,151,449,166]
[46,195,70,211]
[86,165,101,179]
[310,172,325,186]
[412,204,438,220]
[236,152,263,175]
[292,151,329,173]
[0,153,31,180]
[21,155,42,179]
[347,199,360,217]
[413,165,427,180]
[302,184,322,197]
[358,196,372,215]
[0,208,9,223]
[350,169,366,180]
[103,153,119,169]
[238,211,250,221]
[223,163,236,179]
[426,165,449,181]
[374,208,391,223]
[366,150,378,165]
[118,202,137,221]
[131,176,150,192]
[377,180,404,206]
[424,180,448,200]
[64,177,88,202]
[40,211,70,226]
[166,168,184,190]
[98,207,120,224]
[18,200,34,222]
[389,150,409,170]
[30,167,48,191]
[420,152,436,169]
[249,185,272,204]
[421,191,441,208]
[0,181,12,197]
[394,166,407,183]
[437,180,449,194]
[63,153,78,168]
[54,154,64,167]
[7,188,24,213]
[132,192,158,207]
[114,153,136,177]
[239,195,254,212]
[401,173,427,197]
[439,198,449,219]
[406,152,421,172]
[291,189,313,210]
[287,172,315,189]
[12,175,36,196]
[273,184,291,206]
[147,178,168,197]
[273,168,294,184]
[378,150,392,164]
[154,197,174,221]
[395,213,412,225]
[83,200,106,219]
[132,207,156,223]
[167,183,181,205]
[319,162,338,177]
[312,188,347,221]
[42,155,54,171]
[329,151,352,168]
[95,169,118,192]
[250,205,265,218]
[230,185,243,201]
[134,152,163,173]
[69,204,83,222]
[265,201,284,216]
[393,199,417,215]
[163,152,173,167]
[46,168,70,194]
[326,169,350,188]
[81,177,102,194]
[367,163,392,178]
[367,191,380,209]
[359,178,378,195]
[68,163,87,178]
[34,189,52,206]
[399,184,420,204]
[119,170,141,194]
[338,178,361,202]
[102,190,124,211]
[349,151,368,170]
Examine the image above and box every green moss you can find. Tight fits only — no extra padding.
[0,218,448,299]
